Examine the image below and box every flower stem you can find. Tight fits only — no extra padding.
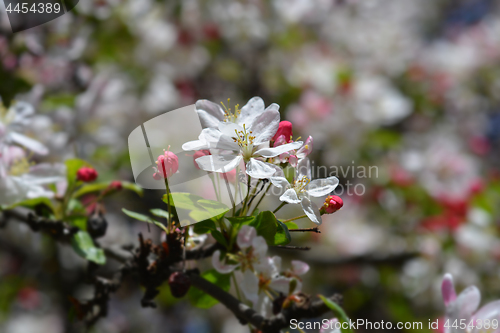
[281,214,306,223]
[240,175,251,217]
[250,182,271,216]
[163,176,172,231]
[273,202,287,214]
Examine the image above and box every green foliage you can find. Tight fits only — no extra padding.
[65,158,90,188]
[274,220,292,245]
[211,230,228,249]
[163,192,229,222]
[150,209,170,220]
[71,231,106,265]
[250,211,278,245]
[188,269,231,309]
[319,295,354,333]
[193,219,217,234]
[73,181,143,198]
[7,197,54,212]
[122,208,168,232]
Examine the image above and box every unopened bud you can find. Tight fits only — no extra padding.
[77,167,98,182]
[320,195,343,214]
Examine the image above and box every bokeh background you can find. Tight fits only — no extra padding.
[1,0,500,332]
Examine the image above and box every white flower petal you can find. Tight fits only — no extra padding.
[250,109,280,145]
[218,122,243,138]
[239,270,260,306]
[255,141,303,158]
[196,154,242,173]
[245,158,280,179]
[280,188,300,204]
[252,236,268,259]
[291,260,310,276]
[238,97,265,126]
[297,158,311,179]
[269,276,292,295]
[237,225,257,250]
[269,176,290,189]
[301,196,322,224]
[307,176,339,197]
[196,100,225,128]
[212,250,238,274]
[9,132,48,155]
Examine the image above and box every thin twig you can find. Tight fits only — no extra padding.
[289,228,321,233]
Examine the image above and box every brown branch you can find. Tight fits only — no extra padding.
[187,270,342,333]
[289,227,321,233]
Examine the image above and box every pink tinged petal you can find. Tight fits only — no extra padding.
[255,141,303,158]
[307,176,339,197]
[471,300,500,333]
[289,155,298,167]
[269,276,292,295]
[196,99,225,128]
[442,274,457,307]
[280,188,301,204]
[279,152,289,163]
[237,225,257,250]
[245,159,280,179]
[297,158,311,179]
[239,97,266,126]
[273,135,287,147]
[196,154,242,173]
[320,318,340,333]
[296,136,313,158]
[250,109,281,145]
[212,250,239,274]
[9,132,48,155]
[450,286,481,321]
[269,176,290,189]
[291,260,310,275]
[301,196,322,225]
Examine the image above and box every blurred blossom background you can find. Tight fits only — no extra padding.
[1,0,500,332]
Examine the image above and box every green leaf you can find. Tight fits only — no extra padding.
[71,231,106,265]
[274,220,292,245]
[73,182,110,198]
[73,181,143,198]
[188,269,231,309]
[150,209,170,220]
[226,216,255,226]
[8,197,54,212]
[122,208,168,233]
[121,181,143,196]
[163,192,205,210]
[65,158,89,188]
[193,219,217,234]
[211,230,228,248]
[250,211,278,245]
[165,192,229,223]
[319,295,354,333]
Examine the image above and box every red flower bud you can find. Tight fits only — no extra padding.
[109,181,122,191]
[272,121,293,143]
[321,195,343,214]
[168,272,191,298]
[76,167,98,182]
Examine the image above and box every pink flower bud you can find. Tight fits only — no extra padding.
[222,168,237,183]
[272,121,293,143]
[77,167,98,182]
[156,151,179,178]
[321,195,343,214]
[193,150,211,170]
